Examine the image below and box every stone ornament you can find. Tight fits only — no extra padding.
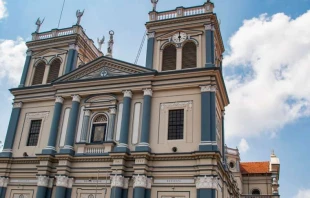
[123,90,133,98]
[133,175,147,188]
[55,96,64,104]
[37,176,49,187]
[85,110,91,116]
[110,175,124,188]
[69,44,79,51]
[195,176,218,190]
[160,101,193,112]
[204,24,215,31]
[56,175,69,188]
[200,85,217,92]
[143,89,153,96]
[146,177,152,189]
[148,32,155,39]
[72,95,81,102]
[107,30,115,58]
[0,177,9,187]
[13,102,23,108]
[76,9,85,25]
[97,35,105,52]
[109,108,116,115]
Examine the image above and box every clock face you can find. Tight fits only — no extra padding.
[172,32,187,44]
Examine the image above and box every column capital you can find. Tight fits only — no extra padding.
[69,44,79,51]
[143,89,153,96]
[146,177,152,189]
[110,175,124,188]
[0,177,9,187]
[48,178,54,188]
[123,90,132,98]
[147,32,155,39]
[72,95,81,102]
[123,178,129,189]
[204,24,215,31]
[26,50,32,56]
[13,102,23,108]
[195,176,218,190]
[37,175,49,187]
[85,109,91,116]
[67,178,74,188]
[133,175,147,188]
[55,175,68,188]
[109,108,116,115]
[200,85,217,92]
[55,96,64,104]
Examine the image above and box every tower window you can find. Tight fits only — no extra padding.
[168,109,184,140]
[162,44,177,71]
[27,120,42,146]
[252,189,261,195]
[32,61,46,85]
[91,114,108,143]
[47,58,61,83]
[182,42,197,69]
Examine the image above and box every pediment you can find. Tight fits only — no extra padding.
[156,29,203,40]
[33,48,68,57]
[56,56,155,82]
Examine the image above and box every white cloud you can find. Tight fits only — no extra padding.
[224,11,310,138]
[0,38,27,85]
[0,0,8,20]
[238,138,249,153]
[294,189,310,198]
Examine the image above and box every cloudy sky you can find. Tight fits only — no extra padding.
[0,0,309,197]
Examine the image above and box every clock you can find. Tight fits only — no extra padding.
[172,32,187,44]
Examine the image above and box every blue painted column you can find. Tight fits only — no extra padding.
[107,108,116,141]
[36,176,49,198]
[133,175,147,198]
[205,24,215,67]
[65,178,73,198]
[19,50,32,87]
[110,175,124,198]
[55,176,68,198]
[114,91,132,153]
[221,111,225,163]
[60,95,81,155]
[199,85,218,151]
[136,89,152,152]
[80,110,91,142]
[145,32,155,69]
[122,178,129,198]
[0,177,9,198]
[46,178,54,198]
[0,102,22,158]
[145,177,152,198]
[196,176,217,198]
[65,44,79,74]
[42,97,64,155]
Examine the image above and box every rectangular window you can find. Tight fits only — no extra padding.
[91,123,107,143]
[27,120,42,146]
[168,109,184,140]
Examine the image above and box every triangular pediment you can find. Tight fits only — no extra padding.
[55,56,155,82]
[156,29,203,40]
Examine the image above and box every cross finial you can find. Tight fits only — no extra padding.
[151,0,159,11]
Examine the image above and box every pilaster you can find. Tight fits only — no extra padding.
[145,32,155,69]
[204,24,215,67]
[133,175,147,198]
[107,108,117,141]
[19,50,32,87]
[65,44,79,74]
[80,109,91,142]
[55,175,69,197]
[36,175,49,198]
[110,175,124,198]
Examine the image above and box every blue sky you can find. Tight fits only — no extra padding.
[0,0,310,197]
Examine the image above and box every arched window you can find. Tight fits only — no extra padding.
[182,42,197,69]
[47,58,61,83]
[91,114,108,143]
[252,189,261,195]
[32,61,46,85]
[162,44,177,71]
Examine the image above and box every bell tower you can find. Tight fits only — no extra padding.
[145,0,224,71]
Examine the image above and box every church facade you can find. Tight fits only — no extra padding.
[0,1,280,198]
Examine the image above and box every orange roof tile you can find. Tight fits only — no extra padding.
[240,161,270,174]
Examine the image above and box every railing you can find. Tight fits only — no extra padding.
[76,142,115,155]
[241,195,278,198]
[149,2,214,21]
[31,26,101,57]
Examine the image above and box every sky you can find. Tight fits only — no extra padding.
[0,0,310,197]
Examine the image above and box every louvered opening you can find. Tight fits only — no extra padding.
[47,58,61,83]
[162,44,177,71]
[32,61,46,85]
[182,42,197,69]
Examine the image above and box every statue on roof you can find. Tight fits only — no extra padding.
[106,30,114,58]
[151,0,159,11]
[97,35,105,52]
[35,17,44,33]
[76,9,85,25]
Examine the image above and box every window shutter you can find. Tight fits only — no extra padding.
[47,58,61,83]
[182,42,197,69]
[32,61,45,85]
[162,44,177,71]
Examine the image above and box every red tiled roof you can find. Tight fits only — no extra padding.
[240,161,270,174]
